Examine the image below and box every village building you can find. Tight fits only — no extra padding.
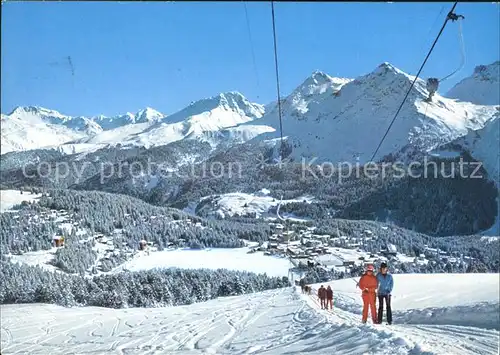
[139,240,148,251]
[53,236,64,248]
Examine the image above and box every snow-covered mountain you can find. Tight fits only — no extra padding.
[266,70,352,118]
[461,116,500,184]
[1,92,266,154]
[246,62,498,163]
[79,91,266,150]
[450,116,500,236]
[1,107,89,154]
[443,60,499,185]
[92,107,164,130]
[447,61,500,106]
[0,106,166,154]
[434,61,500,235]
[2,62,498,163]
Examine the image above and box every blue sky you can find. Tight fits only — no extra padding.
[2,2,498,117]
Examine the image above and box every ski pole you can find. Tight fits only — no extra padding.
[352,278,360,287]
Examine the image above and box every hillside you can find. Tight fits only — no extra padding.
[1,274,498,354]
[2,62,498,164]
[2,139,497,237]
[1,108,88,154]
[1,61,498,238]
[244,62,497,164]
[447,61,500,106]
[0,92,266,155]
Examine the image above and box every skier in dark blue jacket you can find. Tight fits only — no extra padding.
[376,262,393,324]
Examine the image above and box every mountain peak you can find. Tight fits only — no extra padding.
[163,91,264,125]
[221,91,244,97]
[350,61,421,95]
[374,62,407,76]
[212,91,264,118]
[306,70,352,86]
[135,107,164,123]
[309,70,333,84]
[9,106,66,119]
[218,91,248,104]
[447,61,499,105]
[473,61,499,78]
[292,71,352,100]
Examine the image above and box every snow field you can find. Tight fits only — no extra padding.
[0,190,41,213]
[309,274,500,329]
[196,191,314,219]
[2,273,498,354]
[116,247,292,278]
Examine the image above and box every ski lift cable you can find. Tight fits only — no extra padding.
[333,6,448,128]
[439,19,466,82]
[420,6,446,56]
[369,2,459,162]
[271,1,285,158]
[242,1,261,93]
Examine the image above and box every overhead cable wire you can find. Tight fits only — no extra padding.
[439,18,466,82]
[271,1,285,158]
[243,1,261,94]
[369,2,459,162]
[330,5,447,126]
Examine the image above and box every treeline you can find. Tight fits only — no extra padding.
[0,258,290,309]
[0,140,212,191]
[0,189,270,257]
[161,147,498,237]
[0,148,63,174]
[277,159,497,237]
[0,207,57,254]
[1,141,497,237]
[312,219,499,272]
[50,239,97,275]
[302,256,496,286]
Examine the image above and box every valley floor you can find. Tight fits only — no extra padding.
[1,274,499,355]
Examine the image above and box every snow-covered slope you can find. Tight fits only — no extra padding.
[0,107,89,154]
[92,107,164,130]
[461,115,500,185]
[195,191,314,219]
[82,92,266,149]
[444,60,499,186]
[247,63,498,163]
[0,190,41,213]
[116,246,292,277]
[2,273,498,354]
[4,62,498,161]
[447,61,500,105]
[268,71,352,117]
[163,91,264,125]
[0,106,165,154]
[458,116,500,236]
[1,93,268,154]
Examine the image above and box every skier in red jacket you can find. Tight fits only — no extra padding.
[358,264,378,324]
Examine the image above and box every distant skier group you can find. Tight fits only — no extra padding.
[299,262,394,324]
[317,284,333,310]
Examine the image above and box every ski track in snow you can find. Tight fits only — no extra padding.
[2,282,499,355]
